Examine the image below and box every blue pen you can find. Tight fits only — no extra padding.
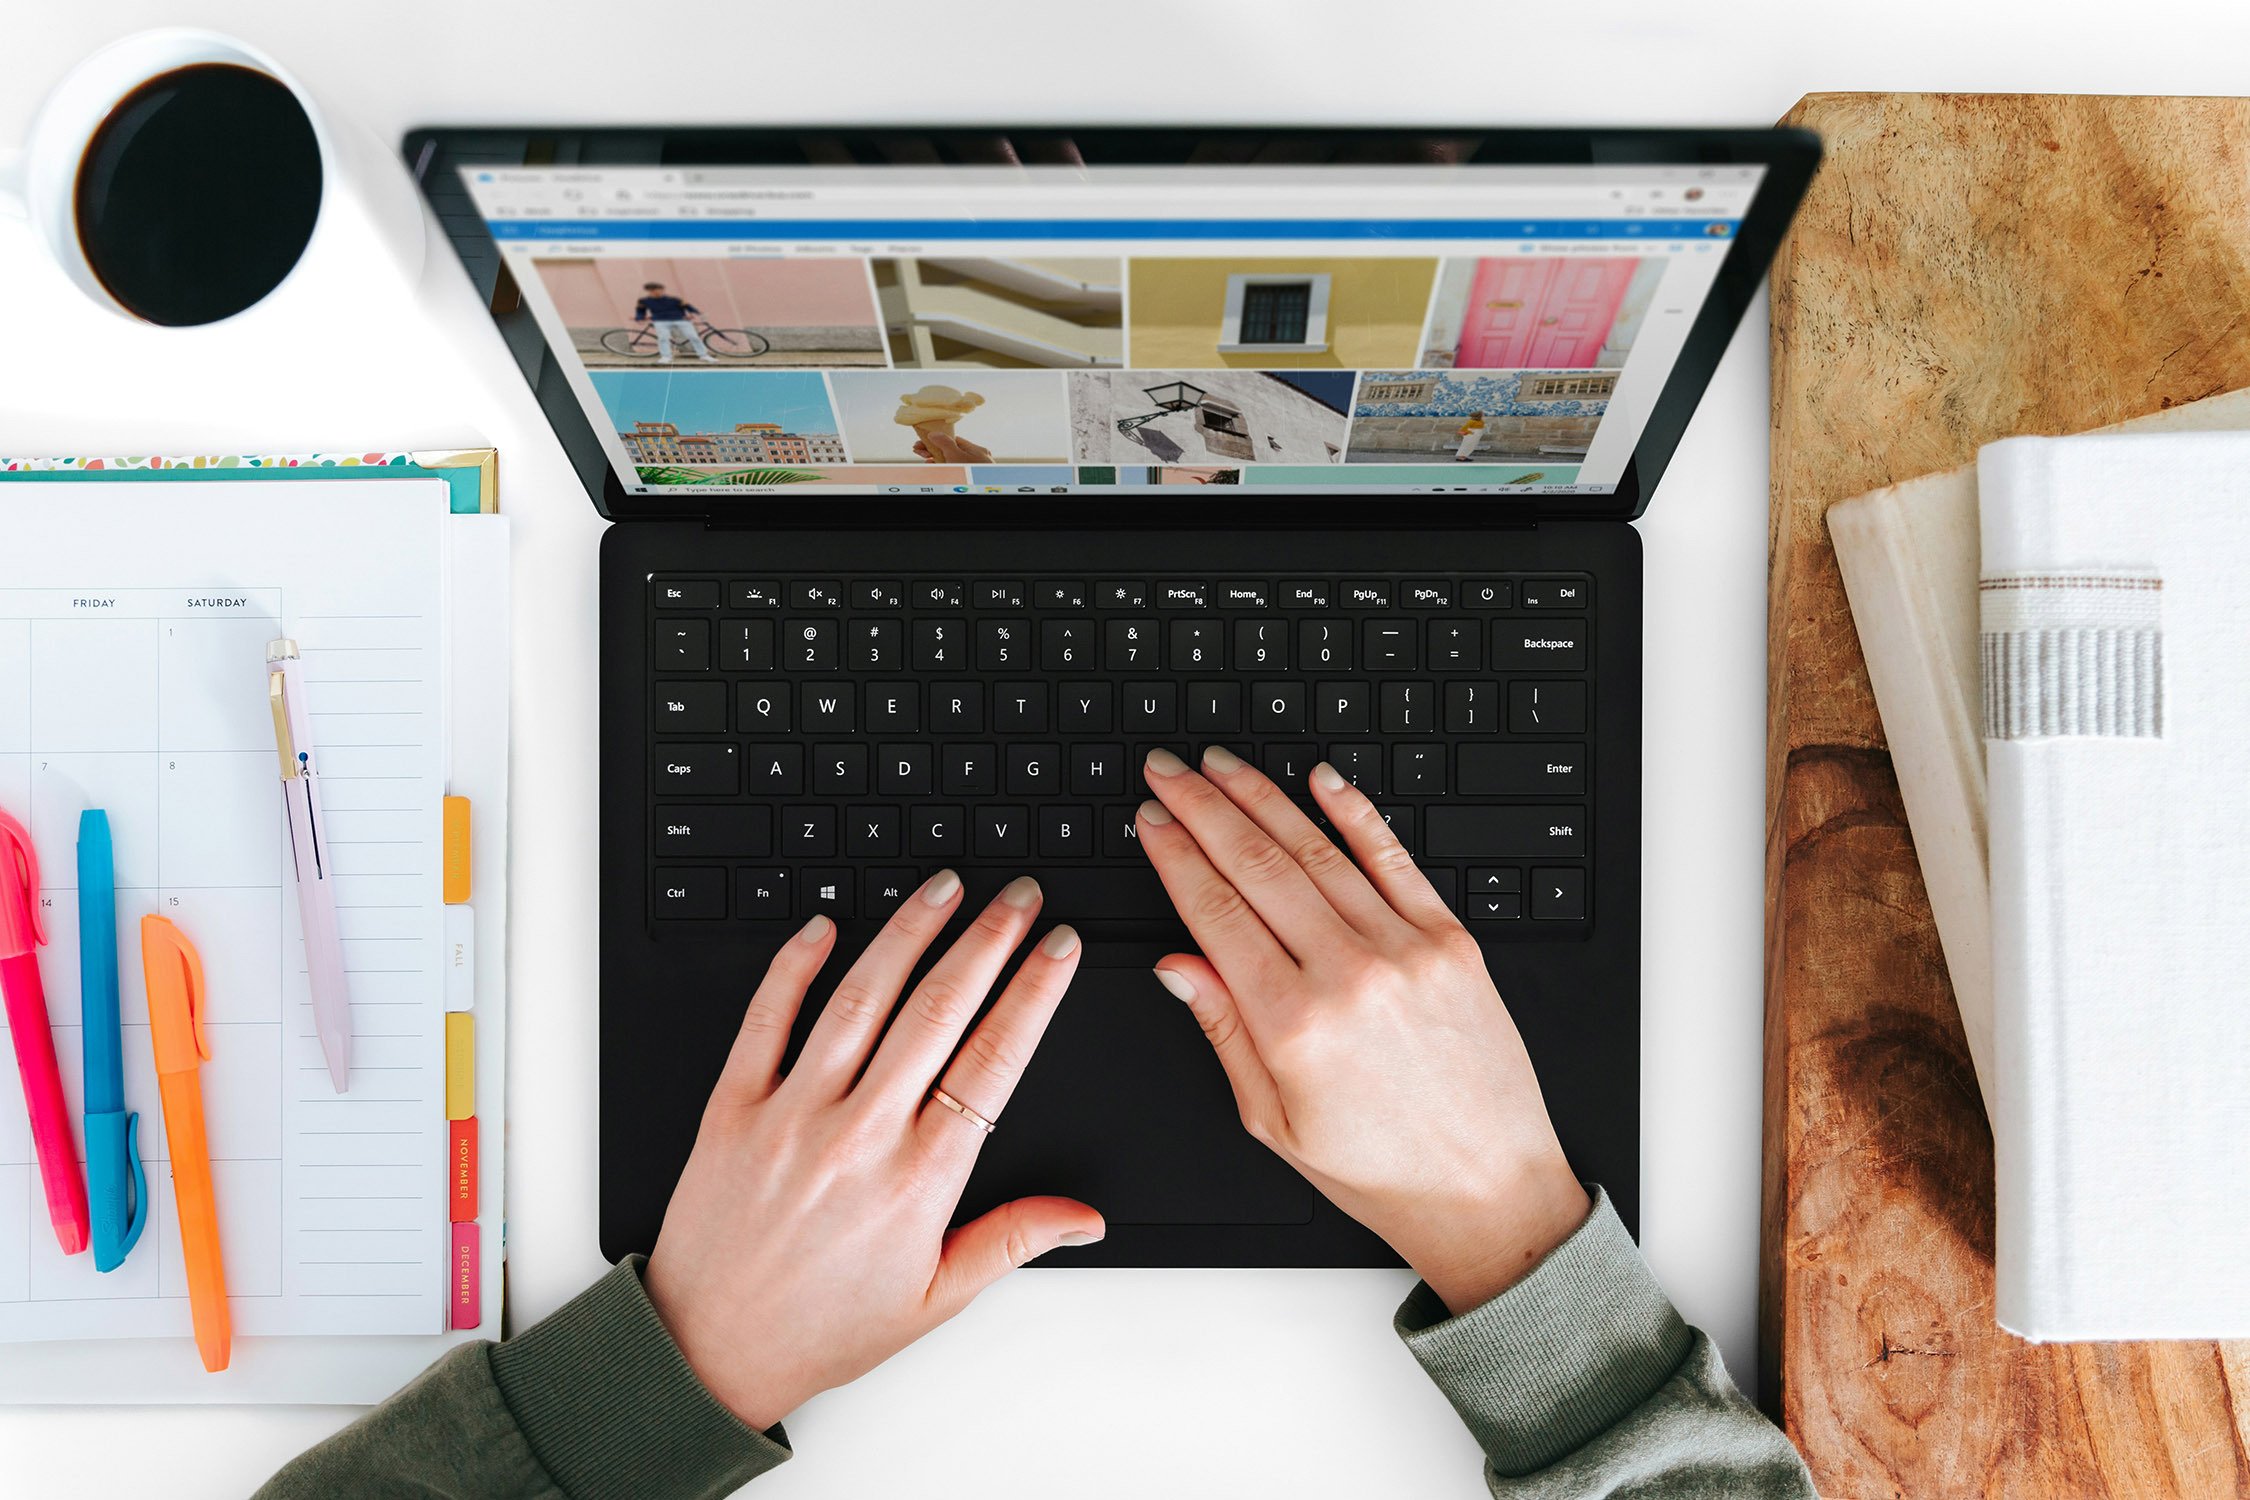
[77,810,146,1272]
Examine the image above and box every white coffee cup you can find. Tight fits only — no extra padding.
[0,28,424,324]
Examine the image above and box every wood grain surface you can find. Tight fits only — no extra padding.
[1763,93,2250,1497]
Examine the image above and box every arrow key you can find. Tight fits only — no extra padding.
[1531,868,1586,921]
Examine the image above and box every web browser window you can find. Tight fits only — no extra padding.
[462,164,1764,500]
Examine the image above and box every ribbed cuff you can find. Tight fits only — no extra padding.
[1394,1185,1691,1478]
[490,1256,791,1499]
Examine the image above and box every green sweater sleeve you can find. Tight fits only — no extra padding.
[1394,1186,1814,1498]
[255,1256,789,1500]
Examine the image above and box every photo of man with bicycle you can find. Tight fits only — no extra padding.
[531,256,890,370]
[633,283,715,363]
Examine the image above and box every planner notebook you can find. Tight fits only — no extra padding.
[0,476,509,1400]
[1981,431,2250,1342]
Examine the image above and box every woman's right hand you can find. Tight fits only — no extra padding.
[1136,748,1591,1315]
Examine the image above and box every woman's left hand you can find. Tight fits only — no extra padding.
[643,872,1102,1430]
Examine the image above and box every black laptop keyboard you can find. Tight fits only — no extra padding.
[646,573,1593,932]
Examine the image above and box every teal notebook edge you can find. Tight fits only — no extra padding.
[0,452,493,514]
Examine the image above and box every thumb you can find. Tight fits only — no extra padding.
[1152,956,1284,1132]
[928,1196,1104,1316]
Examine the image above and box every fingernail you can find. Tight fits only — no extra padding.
[1311,761,1346,792]
[1202,745,1243,774]
[921,868,962,906]
[1138,798,1174,826]
[1153,967,1195,1001]
[1145,747,1188,777]
[796,914,831,943]
[1058,1228,1104,1246]
[1001,875,1042,909]
[1041,924,1080,958]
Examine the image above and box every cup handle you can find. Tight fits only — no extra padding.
[0,148,25,221]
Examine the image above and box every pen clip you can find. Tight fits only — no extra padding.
[179,927,210,1061]
[119,1111,148,1260]
[268,667,300,780]
[0,809,44,950]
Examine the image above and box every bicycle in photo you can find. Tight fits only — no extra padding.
[598,319,771,360]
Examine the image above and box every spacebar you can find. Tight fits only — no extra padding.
[960,867,1179,927]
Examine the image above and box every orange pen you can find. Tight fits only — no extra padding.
[142,915,229,1373]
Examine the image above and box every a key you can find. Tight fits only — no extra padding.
[1037,582,1088,609]
[1006,744,1060,796]
[1427,620,1481,671]
[1508,681,1587,734]
[1099,581,1149,608]
[744,743,804,795]
[721,619,774,671]
[785,619,837,670]
[800,682,855,732]
[1157,582,1207,608]
[1299,620,1352,669]
[728,582,780,611]
[1040,806,1094,858]
[1072,744,1125,797]
[1444,681,1500,734]
[975,805,1031,858]
[1106,618,1161,670]
[735,867,791,920]
[1362,619,1416,670]
[1401,580,1453,609]
[848,619,901,670]
[1464,579,1513,610]
[651,867,726,920]
[1531,868,1587,921]
[912,619,965,672]
[1234,619,1289,670]
[1423,806,1586,859]
[929,683,983,732]
[855,581,903,609]
[814,743,869,795]
[1458,743,1586,796]
[782,805,838,858]
[994,682,1049,732]
[737,683,790,733]
[1170,620,1224,669]
[1219,582,1269,608]
[1057,682,1114,733]
[909,805,966,859]
[1380,681,1434,733]
[1520,577,1590,610]
[800,868,855,919]
[862,867,919,919]
[847,805,902,858]
[916,582,964,609]
[654,620,709,671]
[1122,682,1179,733]
[789,582,843,609]
[651,806,772,859]
[1316,680,1370,734]
[864,683,919,732]
[1262,743,1317,791]
[879,744,934,796]
[1341,580,1390,608]
[978,619,1026,671]
[1250,682,1307,733]
[1326,743,1382,794]
[1186,682,1242,733]
[652,743,737,796]
[943,744,997,796]
[1391,744,1445,795]
[1280,580,1331,607]
[1041,618,1096,671]
[976,582,1026,609]
[653,681,725,734]
[1491,620,1588,672]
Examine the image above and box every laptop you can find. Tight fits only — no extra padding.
[410,126,1817,1267]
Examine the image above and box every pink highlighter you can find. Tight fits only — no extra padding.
[0,809,92,1255]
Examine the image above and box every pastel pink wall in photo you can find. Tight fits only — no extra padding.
[536,257,880,330]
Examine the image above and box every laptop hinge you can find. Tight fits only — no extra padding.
[695,506,1544,533]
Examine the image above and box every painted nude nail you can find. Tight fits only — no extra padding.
[1144,747,1188,778]
[1153,967,1195,1001]
[1001,875,1043,909]
[1138,798,1174,826]
[797,914,832,943]
[1041,924,1081,958]
[1202,745,1243,774]
[1310,761,1347,792]
[921,869,962,906]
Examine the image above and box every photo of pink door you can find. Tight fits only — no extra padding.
[1454,257,1639,368]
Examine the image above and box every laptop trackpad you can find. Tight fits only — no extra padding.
[958,968,1314,1227]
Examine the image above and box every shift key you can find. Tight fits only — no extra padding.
[653,743,739,796]
[1425,805,1585,859]
[1458,743,1586,795]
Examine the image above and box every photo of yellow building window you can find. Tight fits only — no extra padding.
[1126,257,1437,368]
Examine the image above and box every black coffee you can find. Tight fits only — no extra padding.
[74,63,322,326]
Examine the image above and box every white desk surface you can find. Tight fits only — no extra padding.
[3,2,2243,1493]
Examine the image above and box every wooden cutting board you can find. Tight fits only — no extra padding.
[1764,93,2250,1497]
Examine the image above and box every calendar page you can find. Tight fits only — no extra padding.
[0,479,454,1340]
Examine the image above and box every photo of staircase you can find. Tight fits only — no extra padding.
[875,257,1124,368]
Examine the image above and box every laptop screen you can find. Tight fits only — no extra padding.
[461,162,1764,501]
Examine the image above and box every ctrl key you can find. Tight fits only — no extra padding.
[1531,868,1586,921]
[653,867,726,920]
